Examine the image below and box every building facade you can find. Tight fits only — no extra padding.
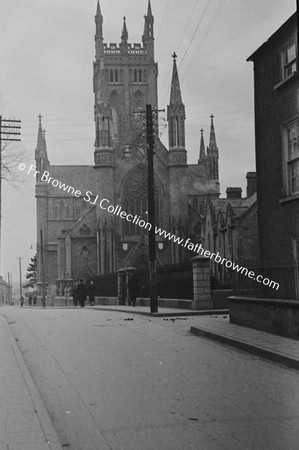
[35,1,221,294]
[247,12,299,298]
[202,173,258,287]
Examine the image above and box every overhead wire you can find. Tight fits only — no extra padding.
[181,0,226,82]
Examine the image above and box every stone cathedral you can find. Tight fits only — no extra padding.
[35,0,220,294]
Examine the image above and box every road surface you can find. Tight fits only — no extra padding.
[2,306,299,450]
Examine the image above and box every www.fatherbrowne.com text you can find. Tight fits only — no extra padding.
[21,164,279,292]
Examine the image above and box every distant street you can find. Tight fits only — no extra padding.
[2,306,299,450]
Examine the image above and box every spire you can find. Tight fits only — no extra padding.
[35,114,49,177]
[209,114,217,150]
[147,0,153,17]
[207,114,219,182]
[199,128,206,161]
[36,114,43,150]
[169,53,182,105]
[95,0,103,36]
[96,0,101,16]
[36,114,48,158]
[142,0,154,46]
[95,0,103,58]
[121,16,128,42]
[167,53,186,151]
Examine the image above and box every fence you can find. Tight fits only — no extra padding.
[232,261,298,300]
[92,262,194,300]
[92,273,118,297]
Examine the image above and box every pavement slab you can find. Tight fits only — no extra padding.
[190,315,299,371]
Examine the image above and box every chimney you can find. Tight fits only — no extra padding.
[226,187,242,199]
[246,172,257,197]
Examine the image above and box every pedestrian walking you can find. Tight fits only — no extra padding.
[28,294,33,307]
[72,285,78,306]
[33,294,37,306]
[127,273,139,307]
[77,280,87,308]
[87,281,96,306]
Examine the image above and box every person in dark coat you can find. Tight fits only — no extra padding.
[72,285,78,307]
[28,294,33,307]
[76,280,87,308]
[87,281,96,306]
[127,274,139,307]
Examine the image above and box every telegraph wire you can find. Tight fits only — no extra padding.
[178,0,210,70]
[155,0,171,41]
[181,0,226,82]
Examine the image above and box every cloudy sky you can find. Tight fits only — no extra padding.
[0,0,295,282]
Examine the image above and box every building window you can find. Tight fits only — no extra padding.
[109,69,119,83]
[110,69,114,83]
[286,121,299,195]
[282,42,297,79]
[133,68,143,83]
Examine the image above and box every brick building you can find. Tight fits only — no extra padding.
[247,12,299,298]
[35,1,221,294]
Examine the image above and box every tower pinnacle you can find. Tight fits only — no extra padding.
[209,114,217,149]
[167,54,186,151]
[95,0,103,57]
[121,16,128,42]
[207,114,219,181]
[35,115,49,178]
[199,128,206,161]
[143,0,154,48]
[169,55,182,105]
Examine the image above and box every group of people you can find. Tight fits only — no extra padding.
[71,274,140,308]
[72,280,96,308]
[26,294,37,307]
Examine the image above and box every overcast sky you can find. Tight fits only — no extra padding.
[0,0,295,283]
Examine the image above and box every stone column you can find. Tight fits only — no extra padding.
[117,269,126,305]
[192,256,213,310]
[65,235,72,279]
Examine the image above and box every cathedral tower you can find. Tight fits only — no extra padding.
[93,0,158,160]
[93,1,159,274]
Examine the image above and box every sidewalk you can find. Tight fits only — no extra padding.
[90,304,228,317]
[90,305,299,371]
[0,313,63,450]
[190,315,299,371]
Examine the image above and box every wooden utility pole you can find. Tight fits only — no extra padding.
[146,104,158,314]
[0,117,21,273]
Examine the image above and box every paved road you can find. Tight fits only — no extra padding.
[2,306,299,450]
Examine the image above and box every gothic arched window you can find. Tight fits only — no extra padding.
[122,166,160,236]
[138,69,142,82]
[134,69,138,83]
[59,200,64,219]
[110,69,114,83]
[114,69,118,83]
